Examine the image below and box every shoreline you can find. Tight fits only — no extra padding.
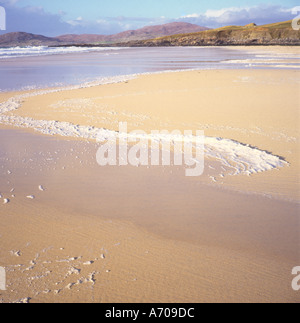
[49,44,300,47]
[0,45,299,93]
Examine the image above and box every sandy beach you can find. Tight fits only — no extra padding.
[0,67,299,303]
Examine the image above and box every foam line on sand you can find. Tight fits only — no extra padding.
[0,78,288,176]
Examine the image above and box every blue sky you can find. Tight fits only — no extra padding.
[0,0,299,36]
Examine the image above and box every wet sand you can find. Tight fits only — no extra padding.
[0,68,299,303]
[3,69,300,200]
[0,129,298,303]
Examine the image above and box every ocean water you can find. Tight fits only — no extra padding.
[0,46,299,92]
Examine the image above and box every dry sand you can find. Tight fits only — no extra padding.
[0,68,299,303]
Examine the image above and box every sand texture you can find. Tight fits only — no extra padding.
[0,67,299,303]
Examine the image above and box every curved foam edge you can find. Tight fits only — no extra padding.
[0,75,288,176]
[0,113,287,176]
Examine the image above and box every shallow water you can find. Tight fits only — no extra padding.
[0,46,299,91]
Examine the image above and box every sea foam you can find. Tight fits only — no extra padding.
[0,46,124,59]
[0,75,287,176]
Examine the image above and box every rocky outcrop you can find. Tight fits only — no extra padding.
[120,21,300,47]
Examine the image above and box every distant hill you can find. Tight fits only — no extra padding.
[56,22,209,44]
[0,22,208,47]
[56,34,106,44]
[0,21,298,47]
[0,32,61,47]
[123,20,300,46]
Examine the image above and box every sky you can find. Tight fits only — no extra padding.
[0,0,299,36]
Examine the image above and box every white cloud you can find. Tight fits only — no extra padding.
[67,16,84,26]
[180,4,296,28]
[204,7,244,18]
[0,2,297,37]
[182,13,200,19]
